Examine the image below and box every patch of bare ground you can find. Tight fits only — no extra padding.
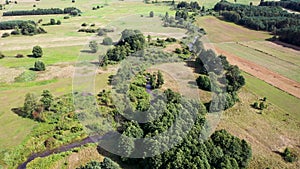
[0,66,24,83]
[203,43,300,99]
[163,43,181,53]
[36,63,75,81]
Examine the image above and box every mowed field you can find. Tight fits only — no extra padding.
[0,0,184,159]
[197,16,300,98]
[197,16,300,168]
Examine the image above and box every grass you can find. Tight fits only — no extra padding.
[196,16,271,43]
[242,72,300,117]
[217,72,300,169]
[217,43,300,83]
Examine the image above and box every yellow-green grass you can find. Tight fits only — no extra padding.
[239,41,300,66]
[217,42,300,83]
[0,72,112,150]
[0,45,98,68]
[242,72,300,117]
[195,16,272,43]
[0,1,178,51]
[217,72,300,169]
[199,0,262,8]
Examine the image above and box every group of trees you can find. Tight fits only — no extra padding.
[22,90,53,120]
[0,20,46,36]
[148,70,164,89]
[3,7,81,16]
[42,18,61,26]
[78,158,121,169]
[177,1,201,11]
[115,83,252,168]
[214,0,300,46]
[194,41,245,111]
[259,0,300,12]
[101,29,146,65]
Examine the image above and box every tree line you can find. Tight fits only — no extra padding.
[259,0,300,12]
[3,7,81,16]
[214,0,300,46]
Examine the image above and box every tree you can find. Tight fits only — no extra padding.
[40,90,53,110]
[149,11,154,17]
[89,40,98,53]
[34,60,46,71]
[56,20,61,25]
[102,37,113,45]
[50,18,56,25]
[196,75,211,91]
[156,70,164,88]
[147,34,151,43]
[23,93,38,118]
[32,45,43,57]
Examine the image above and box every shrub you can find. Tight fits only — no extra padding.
[97,29,106,36]
[81,23,87,27]
[63,16,70,19]
[0,52,5,59]
[32,45,43,57]
[11,29,20,35]
[149,11,154,17]
[90,23,95,27]
[56,20,61,25]
[259,102,266,110]
[15,54,24,58]
[102,37,113,45]
[1,32,10,38]
[34,60,46,71]
[72,0,75,3]
[14,70,37,82]
[283,148,298,163]
[89,40,98,53]
[174,48,181,54]
[196,75,211,91]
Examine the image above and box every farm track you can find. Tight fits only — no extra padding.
[204,43,300,99]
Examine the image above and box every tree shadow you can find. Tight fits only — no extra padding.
[11,107,27,118]
[185,60,201,74]
[273,150,283,156]
[266,38,300,51]
[80,50,95,53]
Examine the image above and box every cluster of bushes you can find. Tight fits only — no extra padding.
[147,70,164,89]
[92,5,103,10]
[42,18,61,26]
[252,97,267,110]
[100,29,145,65]
[14,70,37,82]
[0,20,34,30]
[78,158,121,169]
[78,28,98,33]
[116,84,252,168]
[259,0,300,12]
[3,7,81,16]
[282,147,298,163]
[97,27,114,36]
[177,1,201,11]
[214,0,300,46]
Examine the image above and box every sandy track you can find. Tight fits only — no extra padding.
[206,44,300,99]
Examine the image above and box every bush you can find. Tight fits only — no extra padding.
[11,30,20,35]
[14,71,37,82]
[63,16,70,19]
[89,40,98,53]
[56,20,61,25]
[102,37,113,45]
[97,29,106,36]
[1,32,10,38]
[196,75,211,91]
[81,23,87,27]
[90,23,95,27]
[32,45,43,57]
[34,60,46,71]
[50,18,56,25]
[0,52,5,59]
[283,148,298,163]
[15,54,24,58]
[149,11,154,17]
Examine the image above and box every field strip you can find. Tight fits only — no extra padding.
[203,43,300,99]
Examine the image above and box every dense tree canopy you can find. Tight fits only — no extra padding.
[3,7,81,16]
[214,0,300,46]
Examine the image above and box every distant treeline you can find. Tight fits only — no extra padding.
[259,0,300,12]
[214,0,300,46]
[3,7,81,16]
[0,20,34,30]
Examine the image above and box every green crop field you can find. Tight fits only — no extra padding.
[216,42,300,83]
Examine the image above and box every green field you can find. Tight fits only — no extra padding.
[216,42,300,83]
